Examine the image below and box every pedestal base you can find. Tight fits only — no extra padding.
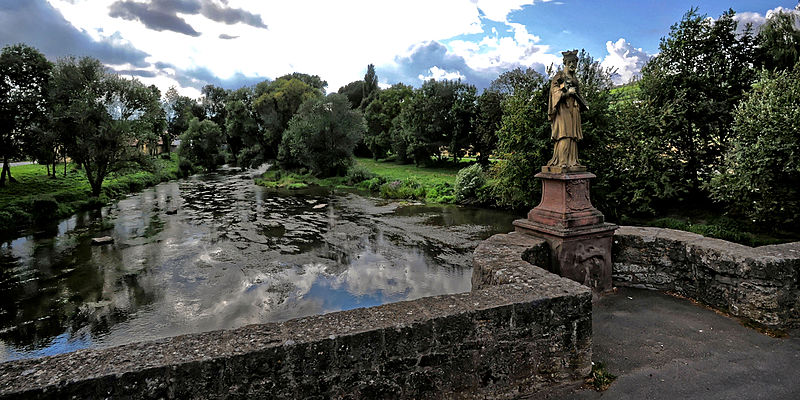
[514,170,618,293]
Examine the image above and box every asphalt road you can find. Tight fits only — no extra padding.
[536,287,800,400]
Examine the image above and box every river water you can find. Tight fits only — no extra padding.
[0,168,518,361]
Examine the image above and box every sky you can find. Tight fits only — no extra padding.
[1,0,799,99]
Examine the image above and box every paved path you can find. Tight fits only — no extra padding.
[536,287,800,399]
[9,161,34,167]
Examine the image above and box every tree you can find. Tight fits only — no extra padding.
[638,8,757,198]
[178,117,226,171]
[140,85,166,156]
[710,64,800,226]
[50,57,157,196]
[472,89,504,165]
[756,10,800,71]
[0,44,51,186]
[337,80,365,109]
[225,87,260,167]
[163,87,198,154]
[363,83,413,160]
[491,70,550,209]
[252,76,324,161]
[360,64,379,110]
[278,93,365,177]
[397,79,476,165]
[201,84,232,158]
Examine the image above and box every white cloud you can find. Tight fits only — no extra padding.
[733,6,800,33]
[418,66,465,82]
[446,21,559,72]
[601,38,652,85]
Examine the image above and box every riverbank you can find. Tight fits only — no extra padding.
[255,157,483,205]
[257,158,799,247]
[0,154,180,237]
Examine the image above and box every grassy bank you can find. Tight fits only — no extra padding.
[0,155,180,237]
[256,157,466,204]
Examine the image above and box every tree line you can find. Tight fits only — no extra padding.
[2,7,799,229]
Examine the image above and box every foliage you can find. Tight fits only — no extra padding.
[454,164,486,204]
[709,65,800,227]
[638,8,757,197]
[585,362,616,391]
[163,86,199,154]
[491,69,550,209]
[201,84,231,156]
[178,117,226,171]
[361,64,379,110]
[0,43,51,185]
[344,163,375,185]
[756,11,800,71]
[363,83,413,160]
[224,87,260,167]
[472,89,504,164]
[253,76,324,161]
[50,57,160,196]
[338,80,365,109]
[278,94,365,177]
[397,79,476,165]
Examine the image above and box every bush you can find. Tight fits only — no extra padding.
[345,164,375,185]
[710,65,800,227]
[454,164,486,204]
[31,195,58,225]
[379,179,425,200]
[178,158,195,178]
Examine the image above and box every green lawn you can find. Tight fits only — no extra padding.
[0,155,180,237]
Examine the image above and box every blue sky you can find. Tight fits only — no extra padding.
[1,1,798,98]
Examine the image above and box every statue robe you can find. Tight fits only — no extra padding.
[547,71,587,167]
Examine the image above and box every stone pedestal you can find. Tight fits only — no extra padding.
[513,171,617,293]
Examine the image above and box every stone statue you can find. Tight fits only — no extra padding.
[546,50,588,171]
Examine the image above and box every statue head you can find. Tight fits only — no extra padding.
[561,50,578,76]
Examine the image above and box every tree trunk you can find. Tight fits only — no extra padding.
[0,156,15,186]
[63,156,67,177]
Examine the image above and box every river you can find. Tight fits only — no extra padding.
[0,167,518,361]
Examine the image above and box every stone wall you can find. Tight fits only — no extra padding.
[0,233,592,399]
[613,226,800,329]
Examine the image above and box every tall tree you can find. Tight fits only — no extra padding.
[398,79,476,165]
[0,44,51,186]
[337,80,365,109]
[252,76,324,161]
[360,64,379,110]
[163,87,199,154]
[178,118,226,171]
[363,83,413,160]
[225,87,260,167]
[756,10,800,71]
[472,89,504,165]
[51,57,158,196]
[278,93,365,177]
[638,8,757,198]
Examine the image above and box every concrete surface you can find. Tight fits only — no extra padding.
[535,287,800,399]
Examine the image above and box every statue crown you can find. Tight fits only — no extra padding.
[561,49,579,60]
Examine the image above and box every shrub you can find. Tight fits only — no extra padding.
[454,164,486,204]
[710,65,800,227]
[345,164,375,185]
[178,158,195,178]
[31,195,58,225]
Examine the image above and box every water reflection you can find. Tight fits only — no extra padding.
[0,167,517,361]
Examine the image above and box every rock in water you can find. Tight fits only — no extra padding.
[313,204,327,209]
[91,236,114,245]
[166,208,178,215]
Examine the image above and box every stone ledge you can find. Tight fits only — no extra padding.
[613,226,800,329]
[0,233,592,399]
